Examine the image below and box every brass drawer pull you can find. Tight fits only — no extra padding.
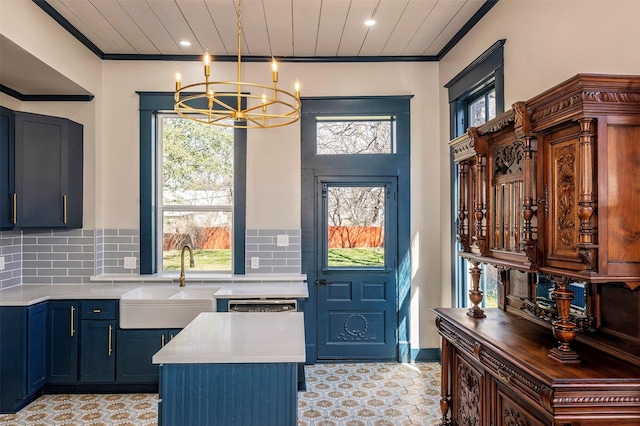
[93,309,101,313]
[12,193,16,224]
[497,367,512,385]
[108,325,113,356]
[63,195,67,224]
[70,306,75,336]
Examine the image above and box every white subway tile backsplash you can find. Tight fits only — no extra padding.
[245,229,301,274]
[21,229,95,284]
[96,228,140,275]
[0,231,22,289]
[0,227,301,287]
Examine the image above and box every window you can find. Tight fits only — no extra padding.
[316,117,395,154]
[326,184,386,268]
[138,92,246,275]
[468,89,496,127]
[445,40,505,308]
[158,116,234,272]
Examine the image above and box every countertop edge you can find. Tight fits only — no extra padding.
[0,281,309,306]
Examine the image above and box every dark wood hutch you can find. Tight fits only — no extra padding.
[436,74,640,425]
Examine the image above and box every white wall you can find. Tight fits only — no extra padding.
[434,0,640,347]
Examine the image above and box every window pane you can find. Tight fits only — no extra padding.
[483,264,499,308]
[162,117,233,206]
[317,119,393,154]
[162,211,232,271]
[487,89,497,121]
[327,186,385,267]
[160,116,234,273]
[469,97,487,127]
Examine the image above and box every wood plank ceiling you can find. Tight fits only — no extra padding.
[41,0,491,58]
[0,0,497,98]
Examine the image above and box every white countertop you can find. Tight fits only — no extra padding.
[0,281,308,306]
[152,312,306,364]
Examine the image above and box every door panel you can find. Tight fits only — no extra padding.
[316,178,397,360]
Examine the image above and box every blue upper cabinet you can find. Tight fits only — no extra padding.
[13,111,83,228]
[0,107,15,230]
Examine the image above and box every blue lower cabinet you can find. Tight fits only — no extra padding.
[48,301,79,384]
[216,299,229,312]
[158,363,298,426]
[117,329,180,383]
[0,303,47,413]
[80,319,117,382]
[27,303,47,395]
[79,301,118,383]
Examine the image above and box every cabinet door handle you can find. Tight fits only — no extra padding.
[12,193,16,224]
[108,325,113,356]
[70,306,75,336]
[170,333,175,340]
[63,195,67,224]
[93,309,101,313]
[161,334,166,347]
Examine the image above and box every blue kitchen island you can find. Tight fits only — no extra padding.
[152,312,305,426]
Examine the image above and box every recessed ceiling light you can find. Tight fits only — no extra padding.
[179,40,192,47]
[364,19,376,26]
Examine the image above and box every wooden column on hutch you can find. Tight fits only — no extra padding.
[439,74,640,425]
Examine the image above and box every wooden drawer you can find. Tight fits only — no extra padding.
[80,301,117,320]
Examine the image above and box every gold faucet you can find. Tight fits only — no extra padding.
[174,245,194,287]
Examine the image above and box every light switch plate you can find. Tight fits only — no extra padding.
[251,257,259,269]
[124,257,137,269]
[276,234,289,247]
[0,256,4,271]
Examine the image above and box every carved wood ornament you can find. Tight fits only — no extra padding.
[457,362,481,426]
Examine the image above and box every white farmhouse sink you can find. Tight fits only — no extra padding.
[169,288,219,299]
[120,287,220,329]
[122,288,179,299]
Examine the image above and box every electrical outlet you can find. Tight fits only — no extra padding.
[0,256,4,271]
[124,256,137,269]
[276,234,289,247]
[251,257,259,269]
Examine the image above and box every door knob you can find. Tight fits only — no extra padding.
[316,279,327,285]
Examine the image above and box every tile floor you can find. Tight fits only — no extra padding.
[0,362,442,426]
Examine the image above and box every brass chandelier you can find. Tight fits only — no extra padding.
[174,0,301,129]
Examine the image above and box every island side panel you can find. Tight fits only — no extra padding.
[158,362,298,426]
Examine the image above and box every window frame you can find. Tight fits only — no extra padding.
[445,40,505,307]
[157,114,235,273]
[138,92,246,275]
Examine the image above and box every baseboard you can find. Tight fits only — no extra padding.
[411,348,441,362]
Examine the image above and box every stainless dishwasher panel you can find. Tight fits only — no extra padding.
[228,299,297,313]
